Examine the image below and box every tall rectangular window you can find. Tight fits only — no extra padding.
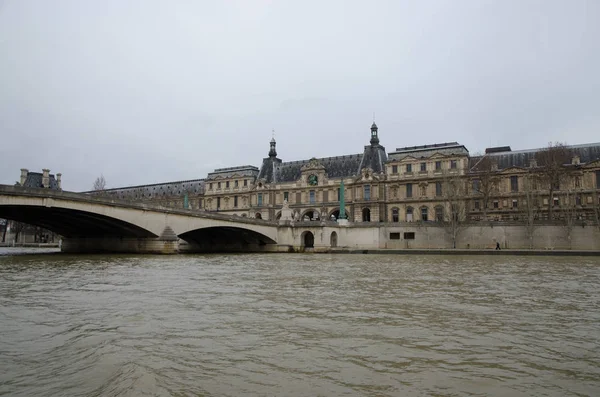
[406,164,412,173]
[364,185,371,200]
[450,160,457,169]
[226,181,230,188]
[309,190,315,203]
[234,180,239,188]
[436,182,442,196]
[296,192,301,203]
[283,191,289,202]
[472,179,480,193]
[244,179,248,187]
[512,199,518,208]
[234,196,238,207]
[596,171,600,188]
[392,165,398,174]
[217,182,221,189]
[406,183,413,198]
[323,190,329,202]
[217,197,221,209]
[435,161,442,170]
[209,183,213,190]
[420,162,427,172]
[474,200,480,210]
[257,193,263,206]
[510,176,519,192]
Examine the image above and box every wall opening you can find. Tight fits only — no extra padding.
[330,231,338,247]
[302,231,315,248]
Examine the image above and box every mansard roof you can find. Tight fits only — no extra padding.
[388,142,469,161]
[258,143,387,183]
[206,165,259,180]
[469,142,600,170]
[261,154,362,183]
[23,172,60,190]
[84,178,206,199]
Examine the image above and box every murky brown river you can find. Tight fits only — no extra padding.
[1,248,599,396]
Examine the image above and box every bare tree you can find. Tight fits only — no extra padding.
[470,155,499,220]
[521,173,540,249]
[93,175,107,191]
[535,142,572,220]
[442,173,468,248]
[593,192,600,235]
[558,178,579,250]
[9,221,27,243]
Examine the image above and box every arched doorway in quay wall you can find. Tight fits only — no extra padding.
[301,231,314,248]
[330,231,338,247]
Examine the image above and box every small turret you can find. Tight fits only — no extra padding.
[370,122,379,146]
[269,134,277,158]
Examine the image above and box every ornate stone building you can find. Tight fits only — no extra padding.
[92,123,600,230]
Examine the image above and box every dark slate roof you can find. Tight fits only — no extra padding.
[206,165,259,180]
[257,158,281,182]
[259,144,388,183]
[359,145,387,174]
[388,142,469,160]
[485,146,511,154]
[258,154,362,183]
[469,142,600,170]
[23,173,60,190]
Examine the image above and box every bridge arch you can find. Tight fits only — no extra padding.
[0,204,157,238]
[178,226,276,252]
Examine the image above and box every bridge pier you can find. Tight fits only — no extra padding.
[61,237,179,254]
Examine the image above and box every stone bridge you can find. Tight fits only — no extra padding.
[0,185,281,253]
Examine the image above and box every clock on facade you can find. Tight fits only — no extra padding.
[308,174,318,186]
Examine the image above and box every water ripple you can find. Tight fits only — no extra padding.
[1,251,599,396]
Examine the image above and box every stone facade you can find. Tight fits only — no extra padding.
[83,122,600,249]
[202,124,600,230]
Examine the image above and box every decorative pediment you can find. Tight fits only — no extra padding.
[429,152,447,159]
[582,159,600,169]
[499,166,528,174]
[355,167,379,182]
[301,158,325,172]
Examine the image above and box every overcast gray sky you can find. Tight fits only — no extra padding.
[1,0,599,191]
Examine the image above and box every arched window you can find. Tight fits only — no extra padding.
[406,207,414,222]
[421,207,428,222]
[330,232,338,247]
[362,208,371,222]
[435,206,444,222]
[255,212,262,219]
[392,207,399,222]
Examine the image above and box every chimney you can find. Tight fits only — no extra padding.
[56,173,62,190]
[42,169,50,188]
[20,169,28,185]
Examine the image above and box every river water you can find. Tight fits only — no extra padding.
[1,248,599,396]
